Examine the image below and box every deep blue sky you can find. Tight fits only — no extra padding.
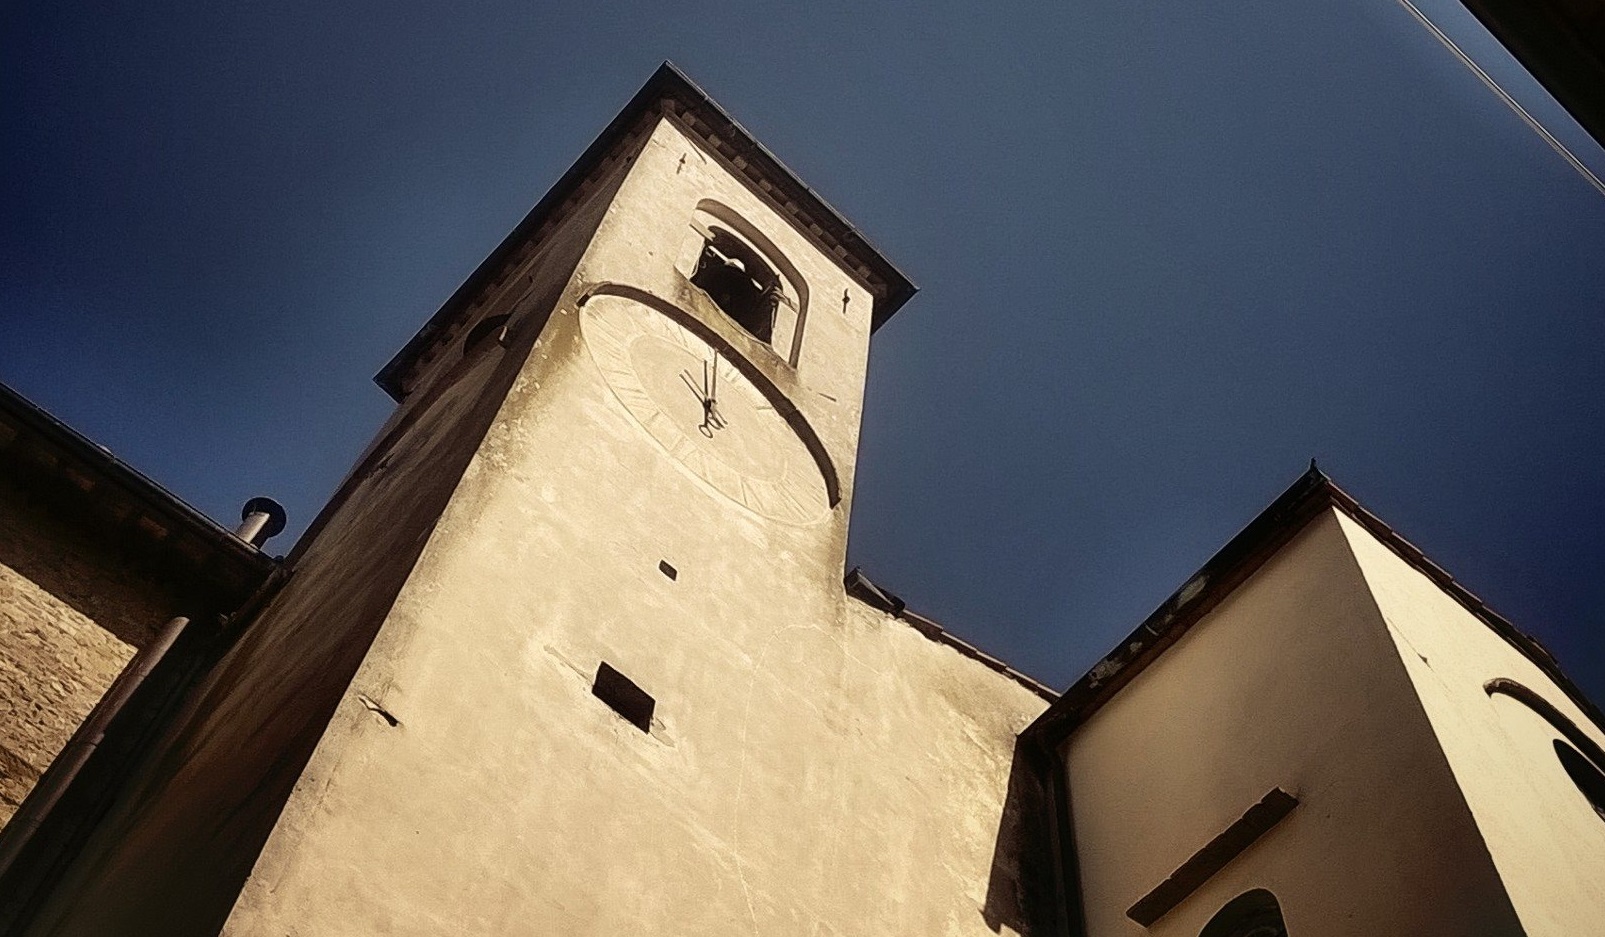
[4,1,1603,703]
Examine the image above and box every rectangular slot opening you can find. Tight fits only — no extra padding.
[592,662,655,733]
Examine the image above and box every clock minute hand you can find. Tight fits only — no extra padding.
[707,357,725,430]
[680,370,707,404]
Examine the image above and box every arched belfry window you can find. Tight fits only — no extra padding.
[690,228,779,343]
[1485,678,1605,824]
[1200,889,1288,937]
[678,201,809,365]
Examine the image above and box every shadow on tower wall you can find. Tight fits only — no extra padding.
[981,736,1076,935]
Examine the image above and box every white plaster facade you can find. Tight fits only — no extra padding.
[211,111,1049,936]
[1344,512,1605,936]
[1052,503,1604,936]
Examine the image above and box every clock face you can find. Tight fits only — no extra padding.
[579,294,831,525]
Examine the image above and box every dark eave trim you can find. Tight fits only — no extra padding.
[1457,0,1605,152]
[375,62,916,401]
[0,381,277,588]
[1022,464,1605,751]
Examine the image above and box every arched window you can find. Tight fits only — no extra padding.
[1554,739,1605,821]
[677,200,809,364]
[689,227,779,343]
[1199,889,1288,937]
[1486,678,1605,824]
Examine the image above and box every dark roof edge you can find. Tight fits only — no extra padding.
[375,62,917,401]
[1022,464,1605,751]
[661,64,918,328]
[1457,0,1605,152]
[845,567,1060,703]
[1322,474,1605,736]
[0,381,276,575]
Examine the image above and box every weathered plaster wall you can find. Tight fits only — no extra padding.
[0,477,178,828]
[1338,511,1605,936]
[210,117,1047,936]
[24,152,635,937]
[1062,509,1522,936]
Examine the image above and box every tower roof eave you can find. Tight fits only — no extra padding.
[375,62,917,402]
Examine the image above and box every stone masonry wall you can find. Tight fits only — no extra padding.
[0,563,134,825]
[0,478,175,829]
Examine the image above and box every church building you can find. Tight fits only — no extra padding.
[0,63,1600,936]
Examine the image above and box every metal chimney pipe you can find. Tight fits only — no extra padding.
[235,496,286,548]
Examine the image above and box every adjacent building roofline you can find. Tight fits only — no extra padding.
[1022,464,1605,751]
[0,381,279,609]
[375,62,918,401]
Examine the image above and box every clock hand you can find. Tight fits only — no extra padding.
[707,356,725,430]
[680,370,706,403]
[693,360,713,436]
[691,356,727,437]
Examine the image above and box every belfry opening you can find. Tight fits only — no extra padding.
[690,226,778,344]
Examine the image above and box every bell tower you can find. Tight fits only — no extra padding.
[19,64,964,937]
